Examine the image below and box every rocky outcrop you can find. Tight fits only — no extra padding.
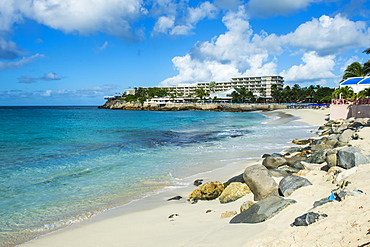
[188,181,224,201]
[229,196,296,223]
[262,156,287,169]
[243,164,279,201]
[284,117,370,173]
[337,146,370,169]
[219,182,251,204]
[279,175,312,197]
[99,100,288,112]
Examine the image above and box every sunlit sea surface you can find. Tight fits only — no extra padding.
[0,106,316,246]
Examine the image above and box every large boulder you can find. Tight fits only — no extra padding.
[338,129,355,143]
[279,175,312,197]
[285,155,307,167]
[262,156,287,169]
[243,164,279,201]
[229,196,296,223]
[337,146,370,169]
[188,181,224,201]
[219,182,251,204]
[309,149,328,164]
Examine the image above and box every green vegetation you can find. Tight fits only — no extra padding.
[231,87,255,103]
[332,86,355,100]
[270,84,334,103]
[195,88,209,99]
[342,61,370,80]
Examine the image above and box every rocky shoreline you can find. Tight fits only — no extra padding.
[180,117,370,245]
[99,99,288,111]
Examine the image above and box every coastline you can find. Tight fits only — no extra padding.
[21,108,339,247]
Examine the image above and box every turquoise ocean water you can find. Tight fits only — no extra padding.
[0,107,315,246]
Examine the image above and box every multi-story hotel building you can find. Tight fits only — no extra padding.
[117,76,284,100]
[166,76,284,98]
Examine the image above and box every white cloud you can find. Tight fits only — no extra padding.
[280,51,336,82]
[2,0,142,39]
[152,1,218,36]
[152,16,175,34]
[0,53,45,70]
[40,90,52,97]
[187,2,218,24]
[160,6,279,86]
[18,72,62,83]
[42,72,62,80]
[283,14,370,56]
[0,0,23,31]
[247,0,322,17]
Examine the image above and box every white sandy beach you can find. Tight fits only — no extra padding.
[22,108,370,247]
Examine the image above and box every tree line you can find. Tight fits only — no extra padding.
[118,84,335,104]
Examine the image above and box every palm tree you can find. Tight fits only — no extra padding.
[195,88,209,100]
[343,62,370,80]
[208,81,217,93]
[332,86,355,100]
[363,47,370,54]
[358,88,370,98]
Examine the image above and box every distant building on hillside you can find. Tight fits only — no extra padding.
[104,92,126,101]
[125,76,284,100]
[340,77,370,94]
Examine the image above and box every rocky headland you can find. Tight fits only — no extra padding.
[99,99,288,111]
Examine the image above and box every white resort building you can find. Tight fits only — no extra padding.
[168,76,283,98]
[105,76,284,102]
[339,77,370,94]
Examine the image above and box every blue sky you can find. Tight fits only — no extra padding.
[0,0,369,106]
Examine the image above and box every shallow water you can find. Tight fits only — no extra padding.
[0,107,315,246]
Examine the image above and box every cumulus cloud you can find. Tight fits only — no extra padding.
[0,0,143,40]
[20,0,142,38]
[280,51,336,81]
[152,1,218,36]
[247,0,322,17]
[160,7,370,86]
[0,0,23,31]
[283,14,370,56]
[160,6,279,86]
[18,72,62,83]
[0,53,45,70]
[153,16,175,34]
